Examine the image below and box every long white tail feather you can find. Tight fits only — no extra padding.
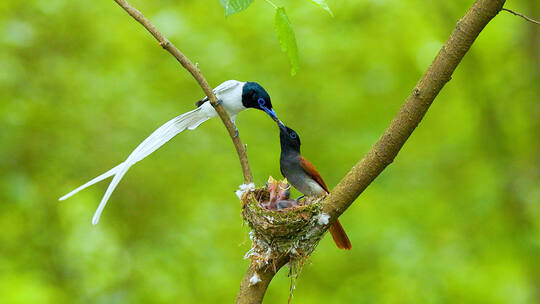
[58,111,193,202]
[92,167,128,225]
[58,163,123,201]
[60,106,214,225]
[131,110,197,161]
[187,117,209,130]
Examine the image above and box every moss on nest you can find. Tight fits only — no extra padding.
[241,185,328,271]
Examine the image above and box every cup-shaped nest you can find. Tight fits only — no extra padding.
[241,184,328,270]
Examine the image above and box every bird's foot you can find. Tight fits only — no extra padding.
[215,99,223,106]
[233,124,239,138]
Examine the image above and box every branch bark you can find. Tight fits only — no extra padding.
[237,0,505,302]
[113,0,253,184]
[322,0,505,220]
[236,256,289,304]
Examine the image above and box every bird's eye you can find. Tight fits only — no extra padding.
[290,132,297,139]
[257,98,265,106]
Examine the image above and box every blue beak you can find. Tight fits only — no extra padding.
[263,107,279,122]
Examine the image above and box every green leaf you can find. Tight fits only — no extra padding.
[274,7,299,76]
[310,0,334,17]
[219,0,254,17]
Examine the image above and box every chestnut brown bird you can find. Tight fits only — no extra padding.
[278,122,352,250]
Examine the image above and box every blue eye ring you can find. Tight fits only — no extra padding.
[257,98,265,106]
[290,132,297,139]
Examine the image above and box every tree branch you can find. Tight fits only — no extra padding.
[322,0,506,225]
[237,0,506,302]
[502,8,540,25]
[112,0,253,184]
[236,256,288,304]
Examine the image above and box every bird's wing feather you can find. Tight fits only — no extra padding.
[299,156,329,193]
[213,80,242,94]
[195,80,243,107]
[60,106,215,225]
[195,98,208,108]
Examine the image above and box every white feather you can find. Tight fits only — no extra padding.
[59,80,246,224]
[91,106,217,225]
[58,164,122,201]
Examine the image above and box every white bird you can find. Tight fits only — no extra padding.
[59,80,279,225]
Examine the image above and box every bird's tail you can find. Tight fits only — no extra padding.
[59,107,212,225]
[328,219,352,250]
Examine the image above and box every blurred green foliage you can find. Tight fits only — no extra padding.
[1,0,538,303]
[219,0,254,16]
[221,0,302,75]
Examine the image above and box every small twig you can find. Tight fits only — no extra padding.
[112,0,253,183]
[502,8,540,25]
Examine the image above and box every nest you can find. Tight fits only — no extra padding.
[241,184,328,272]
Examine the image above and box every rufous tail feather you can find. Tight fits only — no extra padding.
[328,219,352,250]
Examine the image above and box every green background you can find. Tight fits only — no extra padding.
[1,0,538,303]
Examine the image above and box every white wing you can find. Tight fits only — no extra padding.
[196,80,244,105]
[213,80,243,95]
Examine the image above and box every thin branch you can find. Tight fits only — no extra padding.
[502,8,540,25]
[236,0,506,302]
[112,0,253,184]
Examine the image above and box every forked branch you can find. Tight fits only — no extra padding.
[322,0,506,222]
[236,0,506,302]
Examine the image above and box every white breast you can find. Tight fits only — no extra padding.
[304,179,326,196]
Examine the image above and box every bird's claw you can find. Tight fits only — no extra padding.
[215,99,223,106]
